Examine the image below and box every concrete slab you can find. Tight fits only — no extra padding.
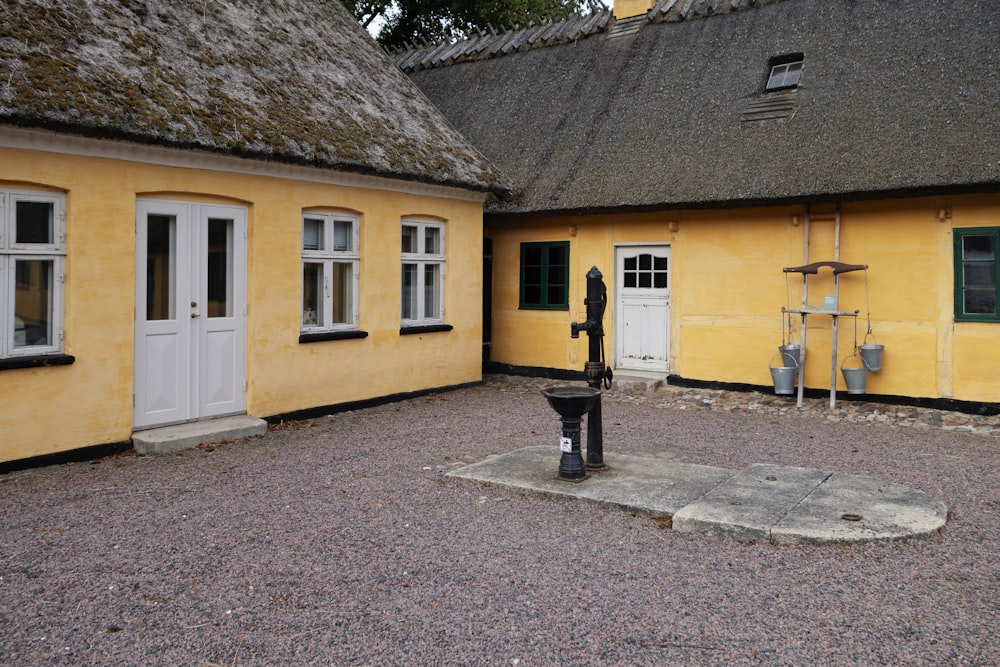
[132,415,268,455]
[446,446,734,517]
[771,472,949,545]
[671,464,831,542]
[446,449,949,545]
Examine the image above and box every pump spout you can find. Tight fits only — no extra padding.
[570,318,600,339]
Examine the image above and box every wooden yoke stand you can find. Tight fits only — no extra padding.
[782,261,868,409]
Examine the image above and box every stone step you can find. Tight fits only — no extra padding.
[132,415,268,455]
[606,371,665,396]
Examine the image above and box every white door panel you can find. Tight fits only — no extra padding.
[202,327,238,412]
[139,331,186,417]
[135,200,246,429]
[621,302,645,359]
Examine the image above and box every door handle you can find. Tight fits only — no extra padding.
[191,301,199,318]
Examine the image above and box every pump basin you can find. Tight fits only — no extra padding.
[541,386,600,419]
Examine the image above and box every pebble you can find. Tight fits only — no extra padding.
[486,374,1000,438]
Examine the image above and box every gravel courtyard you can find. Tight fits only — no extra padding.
[1,375,997,666]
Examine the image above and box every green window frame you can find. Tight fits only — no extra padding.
[519,241,569,310]
[954,227,1000,322]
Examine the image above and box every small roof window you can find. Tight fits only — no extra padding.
[766,56,804,92]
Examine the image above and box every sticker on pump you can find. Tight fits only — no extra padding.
[560,437,572,452]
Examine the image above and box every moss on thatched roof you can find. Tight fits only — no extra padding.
[0,0,508,193]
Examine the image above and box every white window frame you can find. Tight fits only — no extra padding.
[0,189,66,358]
[300,211,360,332]
[401,218,445,326]
[766,58,804,92]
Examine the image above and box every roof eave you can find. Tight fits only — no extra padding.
[484,182,1000,221]
[1,115,510,196]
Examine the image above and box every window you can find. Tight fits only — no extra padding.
[301,212,359,331]
[520,241,569,310]
[0,189,65,359]
[954,227,1000,321]
[623,252,669,289]
[765,55,804,92]
[401,219,444,325]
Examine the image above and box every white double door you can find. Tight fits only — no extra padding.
[615,245,671,372]
[134,200,247,429]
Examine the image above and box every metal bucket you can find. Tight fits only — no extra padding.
[841,356,868,394]
[778,344,801,369]
[858,334,883,372]
[769,354,796,395]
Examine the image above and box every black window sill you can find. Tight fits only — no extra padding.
[400,324,454,335]
[0,354,75,371]
[299,330,369,344]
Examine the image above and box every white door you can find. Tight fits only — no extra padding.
[615,245,670,372]
[134,200,247,429]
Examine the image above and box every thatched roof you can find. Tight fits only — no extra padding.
[0,0,508,193]
[402,0,1000,215]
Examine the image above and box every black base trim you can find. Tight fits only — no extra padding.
[299,330,369,344]
[266,380,481,423]
[0,439,133,475]
[665,374,1000,417]
[487,363,1000,417]
[484,361,585,382]
[400,324,454,335]
[0,354,75,371]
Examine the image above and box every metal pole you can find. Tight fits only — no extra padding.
[584,360,606,470]
[557,412,589,481]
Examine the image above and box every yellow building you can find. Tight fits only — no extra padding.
[0,1,506,466]
[403,0,1000,408]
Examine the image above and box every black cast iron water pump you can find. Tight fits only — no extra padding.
[569,265,613,470]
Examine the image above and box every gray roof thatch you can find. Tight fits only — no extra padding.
[0,0,507,193]
[402,0,1000,215]
[391,9,614,72]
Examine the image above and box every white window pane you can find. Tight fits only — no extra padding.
[146,214,176,321]
[14,258,53,347]
[333,220,351,252]
[207,218,233,318]
[424,264,440,319]
[766,60,802,90]
[303,218,323,251]
[424,227,440,255]
[402,263,417,319]
[401,226,416,254]
[302,262,323,326]
[15,201,53,244]
[331,262,353,325]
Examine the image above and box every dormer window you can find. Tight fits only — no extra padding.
[766,55,804,92]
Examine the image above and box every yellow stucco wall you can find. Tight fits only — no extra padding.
[1,145,484,463]
[487,195,1000,404]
